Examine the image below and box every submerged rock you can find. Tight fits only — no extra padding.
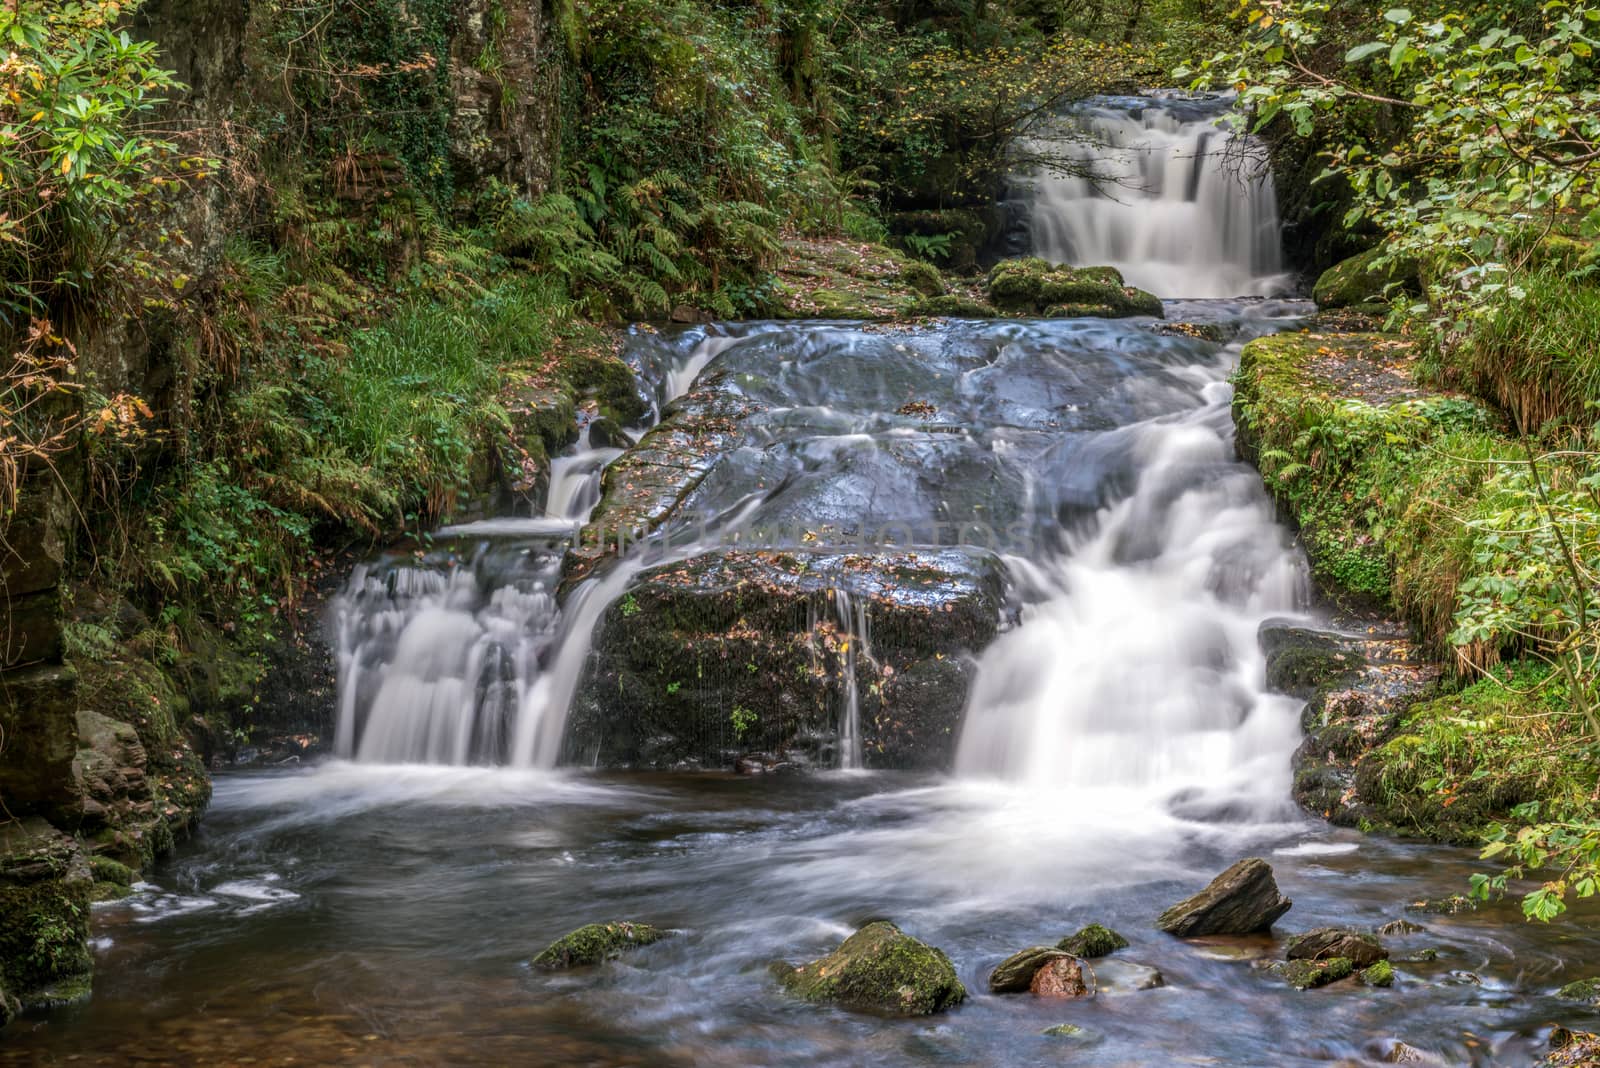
[1269,957,1354,990]
[1156,858,1292,937]
[1405,894,1476,916]
[1056,923,1128,959]
[1029,956,1090,999]
[1091,959,1165,993]
[1379,919,1426,937]
[1285,927,1387,969]
[1360,960,1396,988]
[773,921,965,1016]
[530,921,669,969]
[1557,977,1600,1004]
[989,946,1073,994]
[1042,1023,1089,1039]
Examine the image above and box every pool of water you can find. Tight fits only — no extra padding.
[7,763,1598,1066]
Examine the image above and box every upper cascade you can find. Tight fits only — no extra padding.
[1023,94,1290,299]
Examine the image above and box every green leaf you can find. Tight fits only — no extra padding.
[1346,41,1389,63]
[1384,7,1413,25]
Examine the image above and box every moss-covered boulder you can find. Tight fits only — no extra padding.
[985,258,1163,319]
[898,260,946,298]
[1157,858,1292,937]
[1312,246,1419,310]
[1286,927,1387,969]
[907,294,999,319]
[1557,977,1600,1004]
[988,946,1073,993]
[1360,960,1395,988]
[1057,924,1129,959]
[0,818,92,1005]
[530,921,669,969]
[773,921,966,1016]
[1270,956,1355,990]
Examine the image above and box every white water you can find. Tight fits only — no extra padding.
[956,374,1308,812]
[333,338,735,767]
[831,588,871,771]
[1026,99,1290,298]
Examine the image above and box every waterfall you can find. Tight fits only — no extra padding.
[832,589,871,771]
[1025,96,1290,299]
[331,333,736,767]
[955,383,1309,813]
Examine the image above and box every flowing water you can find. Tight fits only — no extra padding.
[11,97,1600,1065]
[1025,94,1291,299]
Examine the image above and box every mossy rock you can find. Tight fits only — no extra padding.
[774,921,966,1016]
[88,856,135,887]
[1405,894,1477,916]
[1043,1023,1091,1039]
[907,294,998,319]
[986,258,1162,319]
[1359,960,1395,988]
[898,260,946,298]
[530,921,669,970]
[1285,927,1387,969]
[1312,247,1419,310]
[1558,977,1600,1004]
[1056,924,1128,959]
[1270,956,1354,990]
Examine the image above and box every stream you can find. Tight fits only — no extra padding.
[8,96,1600,1066]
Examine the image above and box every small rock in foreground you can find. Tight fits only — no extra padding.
[1557,977,1600,1004]
[1405,894,1476,915]
[1156,858,1292,937]
[989,946,1073,994]
[774,921,965,1016]
[1285,926,1388,969]
[1270,957,1355,990]
[1030,956,1090,999]
[1057,924,1129,959]
[531,921,669,969]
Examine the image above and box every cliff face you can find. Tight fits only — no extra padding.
[0,0,565,1014]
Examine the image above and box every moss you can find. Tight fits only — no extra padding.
[907,294,998,318]
[1359,960,1395,987]
[87,856,135,888]
[776,922,965,1016]
[1312,247,1419,309]
[986,258,1161,319]
[1557,978,1600,1003]
[530,921,668,969]
[898,260,946,298]
[1056,924,1128,959]
[1270,957,1355,990]
[0,879,92,996]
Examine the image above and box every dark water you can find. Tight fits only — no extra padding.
[6,765,1599,1066]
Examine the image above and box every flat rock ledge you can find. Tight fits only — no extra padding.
[1156,858,1292,937]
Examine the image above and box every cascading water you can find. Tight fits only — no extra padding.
[831,589,871,771]
[1024,95,1290,298]
[331,332,738,767]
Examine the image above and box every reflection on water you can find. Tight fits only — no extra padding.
[8,764,1600,1066]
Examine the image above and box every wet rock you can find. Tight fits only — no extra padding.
[530,921,669,969]
[0,818,92,1004]
[1546,1028,1600,1067]
[1557,977,1600,1004]
[1056,923,1128,959]
[569,548,1005,770]
[1394,948,1439,963]
[1285,927,1387,969]
[1156,858,1292,937]
[1405,894,1476,916]
[1092,959,1165,993]
[1379,919,1425,936]
[774,921,965,1016]
[1440,970,1481,986]
[986,258,1163,319]
[1030,956,1090,999]
[1312,247,1419,310]
[989,946,1073,994]
[1269,957,1354,990]
[1042,1023,1089,1039]
[1360,960,1395,988]
[586,417,630,451]
[1259,622,1365,701]
[1377,1040,1433,1063]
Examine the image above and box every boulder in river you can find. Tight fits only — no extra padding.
[1156,858,1292,937]
[1557,977,1600,1004]
[1405,894,1476,916]
[1057,923,1128,959]
[1285,927,1388,969]
[774,922,965,1016]
[1360,960,1395,988]
[531,921,669,969]
[1269,957,1354,990]
[1030,956,1090,999]
[988,946,1073,994]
